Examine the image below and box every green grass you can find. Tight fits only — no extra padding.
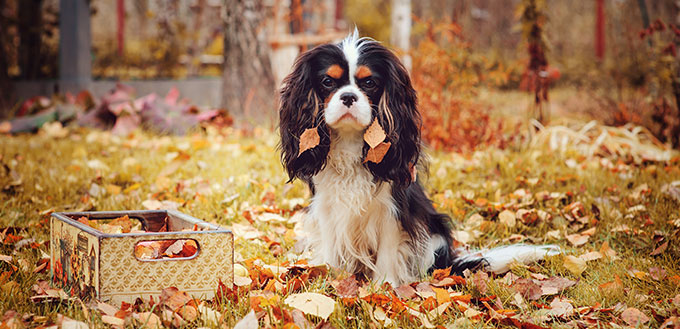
[0,116,679,328]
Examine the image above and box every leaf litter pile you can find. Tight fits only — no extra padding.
[1,119,679,329]
[73,215,201,260]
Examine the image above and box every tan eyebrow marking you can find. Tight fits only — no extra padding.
[356,65,372,79]
[326,64,343,79]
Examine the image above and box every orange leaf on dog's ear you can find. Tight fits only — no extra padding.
[363,120,386,149]
[298,128,320,156]
[364,142,391,164]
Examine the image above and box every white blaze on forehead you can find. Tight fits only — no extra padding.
[340,28,374,85]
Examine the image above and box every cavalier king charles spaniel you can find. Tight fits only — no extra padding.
[278,30,559,286]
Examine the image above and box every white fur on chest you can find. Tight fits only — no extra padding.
[303,131,433,285]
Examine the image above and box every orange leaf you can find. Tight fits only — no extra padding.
[363,119,386,148]
[364,142,391,164]
[432,287,450,304]
[298,128,320,156]
[598,274,623,295]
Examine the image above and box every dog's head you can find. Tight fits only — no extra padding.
[279,30,420,187]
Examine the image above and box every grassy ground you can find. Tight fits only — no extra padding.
[0,105,679,328]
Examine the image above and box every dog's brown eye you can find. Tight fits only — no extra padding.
[322,77,335,88]
[362,79,376,89]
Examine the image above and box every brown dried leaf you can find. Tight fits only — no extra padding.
[177,304,198,322]
[160,287,192,311]
[363,119,386,148]
[650,241,669,256]
[97,302,119,317]
[579,251,603,261]
[649,267,667,281]
[498,210,517,228]
[600,241,618,260]
[101,315,125,328]
[364,142,391,164]
[547,297,574,318]
[394,284,417,300]
[331,276,359,298]
[298,128,320,156]
[134,312,161,328]
[472,271,489,295]
[565,233,590,246]
[512,278,542,301]
[620,307,650,326]
[598,274,623,295]
[539,276,578,296]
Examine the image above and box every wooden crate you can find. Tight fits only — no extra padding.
[50,210,233,305]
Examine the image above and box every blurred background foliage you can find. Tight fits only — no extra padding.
[0,0,678,148]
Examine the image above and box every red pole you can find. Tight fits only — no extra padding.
[595,0,605,59]
[117,0,125,57]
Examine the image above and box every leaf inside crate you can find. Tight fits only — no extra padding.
[77,215,143,234]
[135,239,198,261]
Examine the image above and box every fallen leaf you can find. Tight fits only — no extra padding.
[432,287,451,304]
[650,241,669,256]
[565,233,590,246]
[579,251,603,261]
[298,128,320,156]
[97,302,119,316]
[564,255,587,276]
[512,278,542,301]
[649,267,666,281]
[395,284,417,299]
[177,304,198,322]
[600,241,618,260]
[620,307,650,326]
[498,210,517,228]
[61,319,89,329]
[471,271,489,295]
[198,304,222,324]
[291,309,312,329]
[0,121,10,133]
[364,142,391,164]
[660,316,680,329]
[363,119,387,148]
[331,276,359,298]
[161,309,184,328]
[160,287,193,311]
[539,276,577,296]
[598,274,623,295]
[134,312,161,328]
[102,315,125,327]
[547,297,574,317]
[284,292,336,320]
[372,306,394,327]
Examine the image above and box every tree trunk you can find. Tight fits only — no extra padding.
[222,0,276,122]
[391,0,411,71]
[595,0,605,60]
[18,0,44,79]
[0,0,13,116]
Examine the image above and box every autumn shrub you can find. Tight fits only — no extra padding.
[410,19,516,153]
[593,19,680,149]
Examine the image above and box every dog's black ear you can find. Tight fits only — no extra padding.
[279,48,331,182]
[364,49,421,188]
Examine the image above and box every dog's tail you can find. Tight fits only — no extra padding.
[449,244,561,275]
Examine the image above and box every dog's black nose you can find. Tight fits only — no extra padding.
[340,92,358,107]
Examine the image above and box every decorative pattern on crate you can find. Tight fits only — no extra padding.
[98,232,233,296]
